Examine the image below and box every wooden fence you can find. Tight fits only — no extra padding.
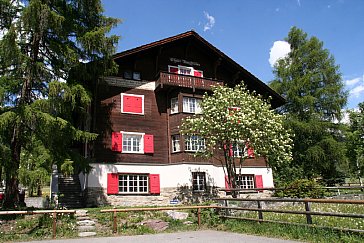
[1,196,363,237]
[214,197,364,234]
[0,209,75,239]
[100,205,217,233]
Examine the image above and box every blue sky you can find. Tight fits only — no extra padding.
[102,0,364,109]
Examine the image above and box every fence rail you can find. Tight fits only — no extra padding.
[100,205,217,233]
[0,210,75,238]
[214,197,364,234]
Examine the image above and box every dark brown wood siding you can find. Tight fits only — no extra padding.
[94,84,169,164]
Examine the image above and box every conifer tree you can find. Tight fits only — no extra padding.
[346,102,364,187]
[270,27,348,184]
[0,0,119,208]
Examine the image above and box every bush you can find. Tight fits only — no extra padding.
[274,179,326,198]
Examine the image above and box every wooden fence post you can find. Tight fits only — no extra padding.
[257,200,263,221]
[113,209,117,234]
[197,207,201,227]
[305,201,312,224]
[224,199,230,216]
[52,211,57,239]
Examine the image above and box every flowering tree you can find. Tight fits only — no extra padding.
[181,84,293,197]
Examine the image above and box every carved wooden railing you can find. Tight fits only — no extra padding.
[157,71,223,91]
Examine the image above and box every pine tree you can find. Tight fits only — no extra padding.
[0,0,119,208]
[346,102,364,187]
[270,27,348,184]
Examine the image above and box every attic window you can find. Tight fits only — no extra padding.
[168,65,203,78]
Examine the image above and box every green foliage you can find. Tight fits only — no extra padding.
[346,102,364,182]
[181,83,293,194]
[274,179,326,198]
[270,27,348,183]
[0,213,76,242]
[0,0,120,206]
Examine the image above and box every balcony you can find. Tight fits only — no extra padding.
[157,71,223,91]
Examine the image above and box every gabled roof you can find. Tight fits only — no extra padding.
[113,30,285,108]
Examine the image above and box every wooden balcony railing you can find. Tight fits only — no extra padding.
[157,71,223,91]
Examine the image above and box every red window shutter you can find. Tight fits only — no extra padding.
[255,175,263,192]
[111,132,122,152]
[123,95,143,114]
[225,175,231,192]
[193,70,203,77]
[133,96,143,113]
[169,66,179,74]
[224,144,233,157]
[149,174,160,194]
[107,173,119,194]
[144,134,154,153]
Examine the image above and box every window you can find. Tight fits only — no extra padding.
[171,97,178,114]
[107,173,160,195]
[122,133,143,153]
[185,135,205,152]
[112,132,154,154]
[123,71,132,79]
[236,175,254,189]
[168,65,203,77]
[133,72,141,80]
[233,143,243,157]
[192,172,206,192]
[119,174,149,194]
[121,93,144,115]
[183,97,201,113]
[171,135,180,152]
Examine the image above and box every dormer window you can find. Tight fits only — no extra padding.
[168,65,203,78]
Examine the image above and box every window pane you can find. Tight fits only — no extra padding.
[172,135,180,152]
[122,134,142,152]
[192,172,206,191]
[171,97,178,114]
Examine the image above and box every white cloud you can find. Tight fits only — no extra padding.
[350,84,364,97]
[297,0,301,7]
[269,41,291,67]
[345,77,361,86]
[346,74,364,98]
[203,11,215,32]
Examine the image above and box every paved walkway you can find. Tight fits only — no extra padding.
[22,230,303,243]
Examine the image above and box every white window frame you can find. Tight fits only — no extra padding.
[236,174,255,189]
[170,97,179,114]
[118,174,149,194]
[171,134,180,153]
[192,172,206,192]
[185,135,205,152]
[183,97,202,114]
[233,142,245,157]
[178,65,193,76]
[120,93,145,115]
[121,131,145,154]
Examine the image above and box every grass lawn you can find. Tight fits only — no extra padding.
[0,202,363,242]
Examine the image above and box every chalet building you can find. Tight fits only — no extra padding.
[83,30,285,206]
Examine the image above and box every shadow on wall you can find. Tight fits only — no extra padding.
[85,163,119,207]
[176,169,219,204]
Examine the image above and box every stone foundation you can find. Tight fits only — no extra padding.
[86,186,223,207]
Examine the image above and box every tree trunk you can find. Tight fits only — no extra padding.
[3,125,21,208]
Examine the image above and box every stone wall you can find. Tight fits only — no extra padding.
[86,186,224,207]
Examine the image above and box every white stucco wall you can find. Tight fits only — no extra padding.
[87,163,274,189]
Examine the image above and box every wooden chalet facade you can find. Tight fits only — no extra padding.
[84,31,285,206]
